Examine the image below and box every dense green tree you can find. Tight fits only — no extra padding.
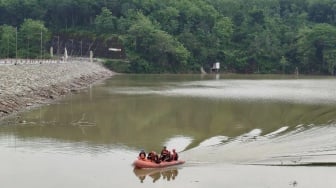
[0,25,16,58]
[308,1,336,25]
[41,0,100,30]
[0,0,336,74]
[0,0,45,26]
[280,55,289,73]
[95,7,117,34]
[124,12,190,73]
[297,23,336,74]
[18,19,50,58]
[152,6,180,34]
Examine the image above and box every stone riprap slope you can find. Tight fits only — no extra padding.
[0,60,113,119]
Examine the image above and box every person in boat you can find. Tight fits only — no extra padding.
[138,149,146,160]
[171,149,178,161]
[160,146,170,161]
[147,151,161,164]
[147,151,154,160]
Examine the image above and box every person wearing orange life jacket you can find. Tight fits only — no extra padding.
[160,146,170,161]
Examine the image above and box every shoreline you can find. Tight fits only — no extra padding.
[0,60,114,121]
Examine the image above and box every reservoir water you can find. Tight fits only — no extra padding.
[1,74,336,187]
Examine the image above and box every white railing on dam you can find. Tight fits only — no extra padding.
[0,57,97,65]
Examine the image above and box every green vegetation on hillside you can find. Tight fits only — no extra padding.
[1,0,336,74]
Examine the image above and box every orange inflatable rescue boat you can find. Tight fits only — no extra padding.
[133,159,185,169]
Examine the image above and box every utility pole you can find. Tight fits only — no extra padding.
[40,28,43,59]
[15,27,17,59]
[70,39,74,56]
[80,40,83,57]
[27,38,29,59]
[55,35,60,58]
[7,35,9,58]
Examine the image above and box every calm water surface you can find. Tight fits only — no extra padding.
[1,74,336,187]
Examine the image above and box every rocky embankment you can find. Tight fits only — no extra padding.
[0,60,113,119]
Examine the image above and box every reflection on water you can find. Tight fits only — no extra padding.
[1,74,336,187]
[111,75,336,105]
[133,167,179,183]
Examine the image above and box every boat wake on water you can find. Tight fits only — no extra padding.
[182,124,336,166]
[110,77,336,167]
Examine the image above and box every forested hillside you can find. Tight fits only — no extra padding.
[1,0,336,74]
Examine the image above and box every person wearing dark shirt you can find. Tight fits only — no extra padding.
[147,151,161,164]
[160,146,170,161]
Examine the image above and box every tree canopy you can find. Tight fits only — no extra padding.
[1,0,336,74]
